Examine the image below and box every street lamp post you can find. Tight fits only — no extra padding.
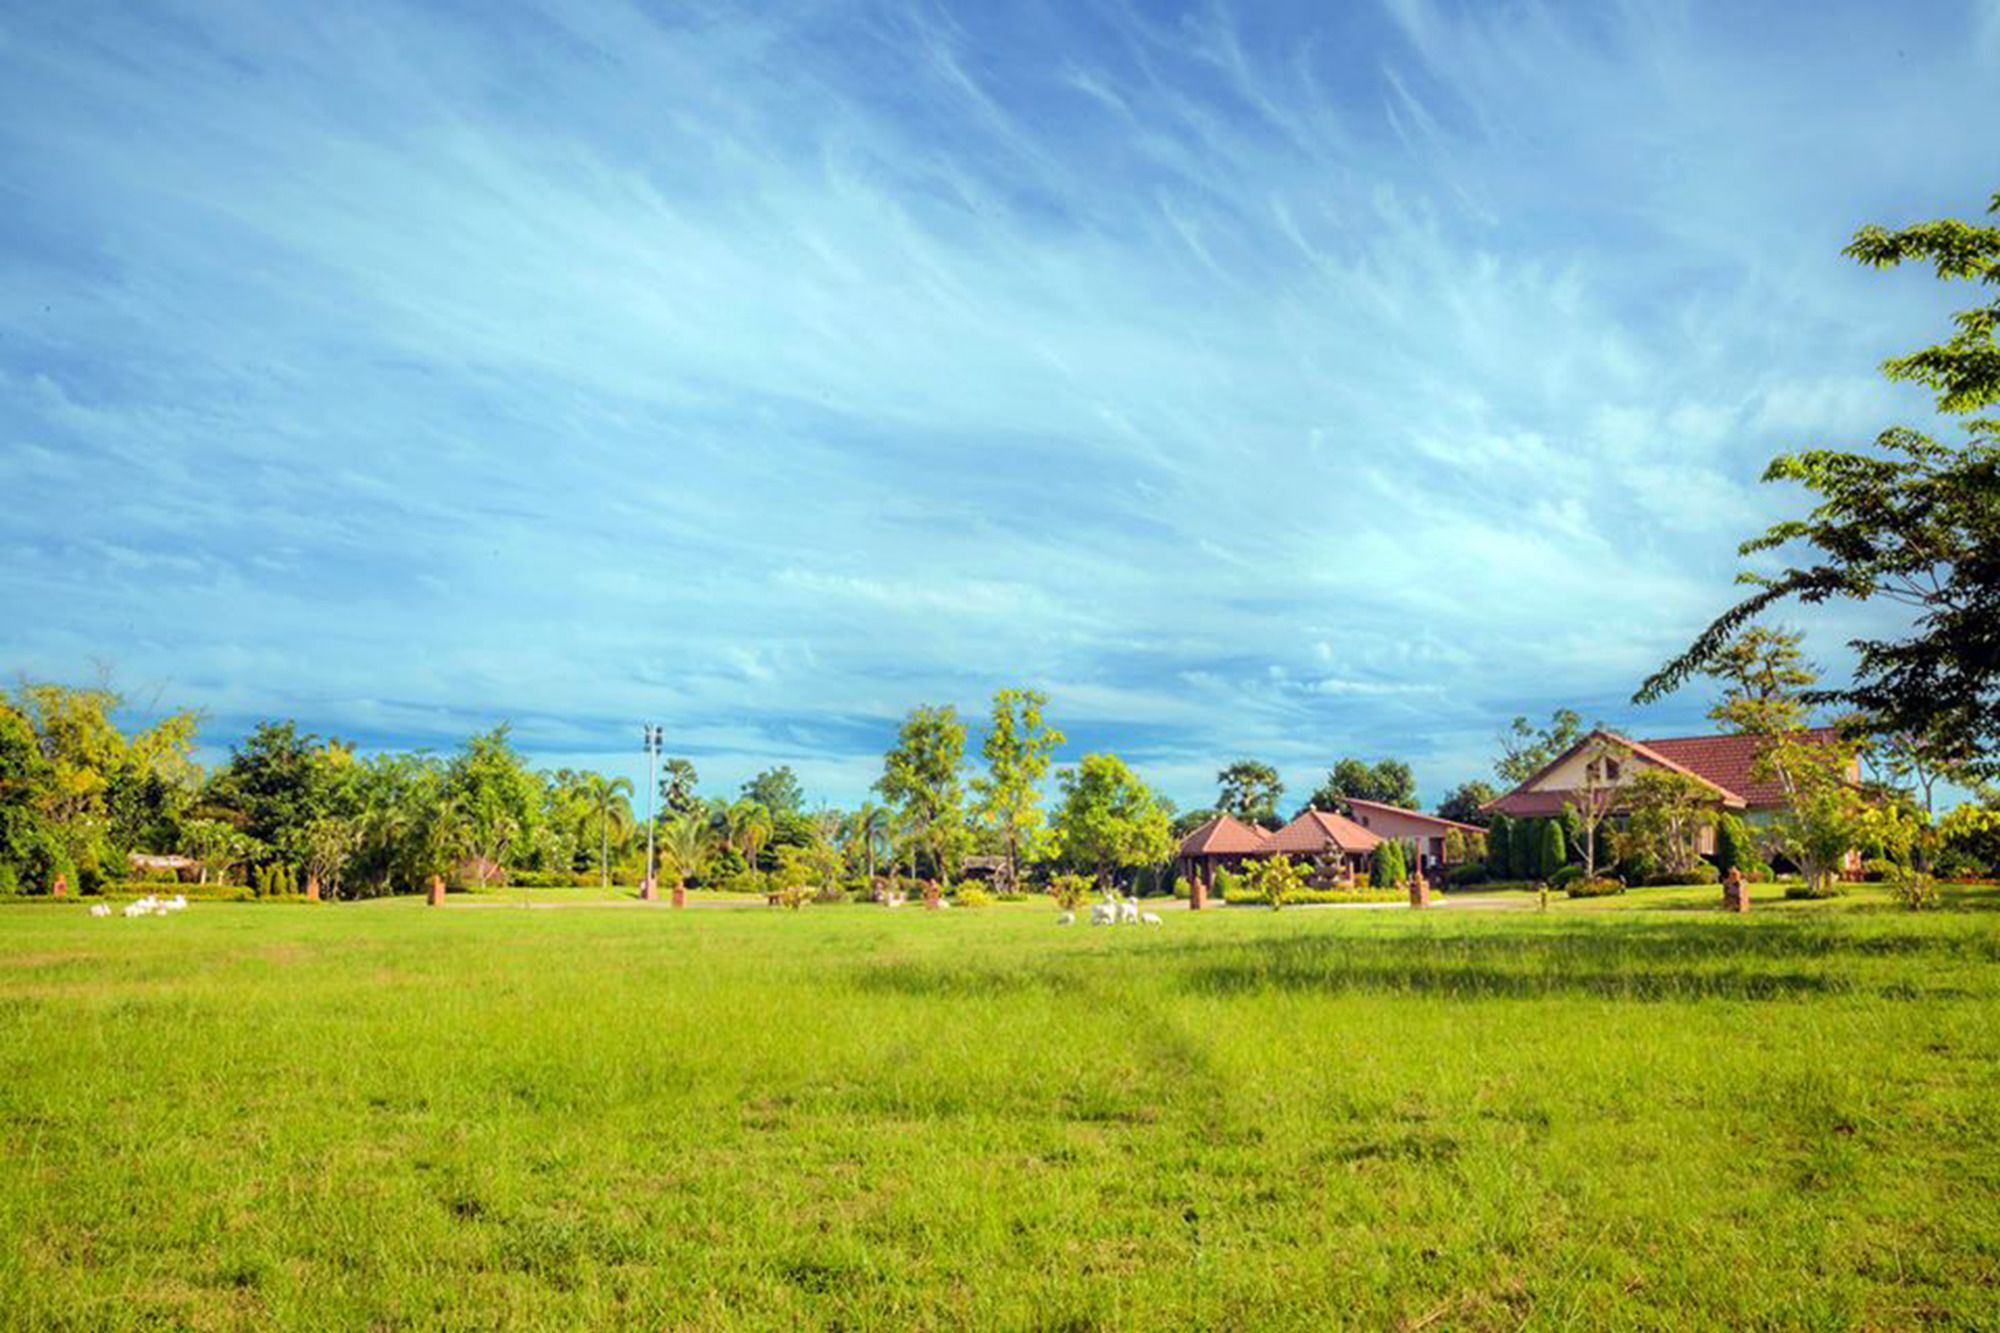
[641,724,662,902]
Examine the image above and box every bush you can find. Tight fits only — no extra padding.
[954,887,993,908]
[1886,871,1941,911]
[1284,887,1409,905]
[1548,864,1584,890]
[1641,863,1720,887]
[1537,819,1567,881]
[1370,840,1406,889]
[1214,869,1245,902]
[1444,862,1487,888]
[1785,881,1843,900]
[96,880,257,901]
[0,862,17,895]
[1714,814,1753,876]
[1049,872,1094,911]
[1566,877,1625,898]
[1486,816,1513,879]
[1509,819,1539,880]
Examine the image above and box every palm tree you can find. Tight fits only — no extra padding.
[738,804,774,872]
[847,803,892,882]
[582,773,635,889]
[657,814,713,894]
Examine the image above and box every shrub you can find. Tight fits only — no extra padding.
[1641,863,1720,887]
[1537,819,1567,881]
[1286,887,1408,905]
[1446,862,1488,888]
[1566,877,1625,898]
[1549,864,1585,890]
[1486,816,1514,879]
[1214,869,1245,902]
[1241,855,1305,909]
[1714,814,1753,876]
[954,886,993,908]
[1508,819,1538,879]
[0,862,17,895]
[1886,870,1941,911]
[1370,840,1406,889]
[1049,872,1093,911]
[1784,881,1843,900]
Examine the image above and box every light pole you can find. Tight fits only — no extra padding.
[641,724,662,902]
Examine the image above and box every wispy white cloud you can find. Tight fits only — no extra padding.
[0,0,1992,810]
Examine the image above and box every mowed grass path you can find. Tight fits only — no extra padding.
[3,894,1998,1330]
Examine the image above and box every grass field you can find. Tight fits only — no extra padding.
[4,889,1999,1330]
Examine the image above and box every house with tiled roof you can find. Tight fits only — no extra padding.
[1483,727,1859,855]
[1175,809,1382,907]
[1340,798,1485,873]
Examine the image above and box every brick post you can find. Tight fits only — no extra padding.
[1408,868,1430,909]
[1189,864,1207,912]
[1722,867,1750,914]
[305,873,321,903]
[923,880,941,909]
[639,876,657,903]
[670,882,687,909]
[52,872,68,899]
[427,874,446,907]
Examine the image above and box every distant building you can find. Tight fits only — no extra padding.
[1339,798,1484,872]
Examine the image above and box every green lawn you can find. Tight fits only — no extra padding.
[3,891,1998,1330]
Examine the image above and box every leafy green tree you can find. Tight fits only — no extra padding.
[1536,819,1567,881]
[1485,816,1513,879]
[1705,628,1869,897]
[1495,710,1585,786]
[1621,769,1715,878]
[1305,757,1417,814]
[1639,192,2000,775]
[972,689,1065,888]
[874,705,968,884]
[843,802,893,881]
[1434,781,1496,827]
[444,727,541,889]
[741,766,805,818]
[1215,760,1284,828]
[657,812,713,893]
[1049,753,1173,886]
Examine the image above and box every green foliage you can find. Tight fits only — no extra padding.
[1370,839,1406,889]
[1215,760,1284,827]
[1621,769,1718,879]
[1305,757,1416,814]
[1435,781,1496,827]
[1508,818,1539,880]
[1639,192,2000,775]
[972,689,1065,885]
[1049,754,1172,883]
[1242,853,1306,909]
[1641,863,1721,887]
[1565,877,1626,898]
[1496,710,1585,786]
[875,705,968,883]
[1938,803,2000,874]
[1714,814,1754,876]
[953,886,993,909]
[1213,868,1245,902]
[741,766,805,818]
[1536,819,1566,881]
[1445,862,1489,888]
[1549,864,1585,890]
[1485,816,1513,879]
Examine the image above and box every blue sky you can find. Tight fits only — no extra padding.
[2,0,1996,813]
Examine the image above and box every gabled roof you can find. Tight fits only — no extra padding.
[1266,808,1381,855]
[1481,726,1847,817]
[1178,814,1272,857]
[1640,730,1840,810]
[1341,797,1484,835]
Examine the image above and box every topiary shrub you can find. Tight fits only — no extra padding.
[1370,840,1406,889]
[1641,863,1720,887]
[1446,862,1489,888]
[1537,819,1567,881]
[1486,817,1513,879]
[1565,877,1625,898]
[954,886,993,908]
[1508,819,1539,879]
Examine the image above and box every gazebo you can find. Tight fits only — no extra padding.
[1175,815,1271,910]
[1264,809,1381,882]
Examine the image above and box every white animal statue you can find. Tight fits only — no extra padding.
[1056,911,1075,926]
[1118,896,1141,925]
[122,898,154,918]
[1140,911,1163,926]
[1088,901,1117,926]
[163,894,187,912]
[89,903,112,918]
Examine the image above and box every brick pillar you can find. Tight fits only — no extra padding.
[1408,868,1430,909]
[1189,863,1207,912]
[670,882,687,909]
[427,874,446,907]
[52,872,68,899]
[305,873,321,903]
[923,880,941,909]
[1722,868,1750,914]
[639,876,657,902]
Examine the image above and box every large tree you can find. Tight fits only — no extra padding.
[1049,753,1173,886]
[741,766,805,818]
[443,726,541,889]
[1494,710,1585,786]
[1434,780,1497,827]
[1304,757,1416,814]
[971,689,1065,888]
[874,705,967,884]
[1639,191,2000,776]
[1215,760,1284,828]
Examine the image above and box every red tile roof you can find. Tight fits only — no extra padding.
[1178,814,1272,857]
[1483,727,1846,817]
[1266,809,1381,855]
[1639,729,1840,811]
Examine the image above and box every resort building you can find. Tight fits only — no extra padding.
[1339,797,1484,872]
